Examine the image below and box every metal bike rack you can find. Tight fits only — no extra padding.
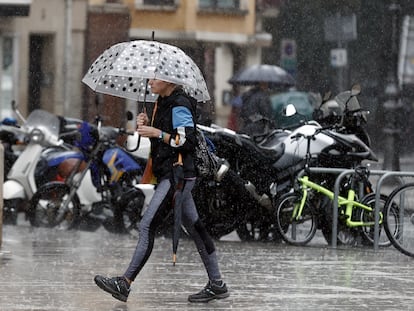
[307,167,355,249]
[0,144,3,247]
[373,171,414,251]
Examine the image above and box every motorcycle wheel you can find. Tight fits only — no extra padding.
[236,213,281,242]
[121,188,146,237]
[194,179,238,240]
[236,221,261,241]
[29,182,81,229]
[3,198,22,225]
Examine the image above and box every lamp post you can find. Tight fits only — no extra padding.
[382,1,402,171]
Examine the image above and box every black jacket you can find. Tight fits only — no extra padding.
[150,88,197,181]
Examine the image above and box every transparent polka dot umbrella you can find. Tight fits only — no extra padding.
[82,40,210,102]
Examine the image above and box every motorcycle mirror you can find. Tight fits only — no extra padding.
[322,91,332,102]
[284,104,297,117]
[126,111,134,121]
[94,94,104,129]
[11,100,17,111]
[351,84,361,96]
[11,100,26,123]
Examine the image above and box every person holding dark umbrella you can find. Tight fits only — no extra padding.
[239,82,274,135]
[93,78,229,303]
[228,64,296,135]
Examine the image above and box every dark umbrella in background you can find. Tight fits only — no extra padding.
[228,64,296,88]
[82,39,211,265]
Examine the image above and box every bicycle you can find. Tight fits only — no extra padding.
[274,127,398,246]
[383,183,414,257]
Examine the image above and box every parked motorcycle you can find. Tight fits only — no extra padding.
[0,116,23,179]
[2,108,79,225]
[29,114,152,233]
[198,85,377,243]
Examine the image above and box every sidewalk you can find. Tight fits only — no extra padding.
[1,223,414,311]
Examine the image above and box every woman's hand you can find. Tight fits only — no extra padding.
[137,113,149,127]
[137,125,161,139]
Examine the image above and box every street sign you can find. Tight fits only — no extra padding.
[281,39,296,59]
[280,38,297,77]
[399,15,414,85]
[330,48,347,67]
[324,14,357,42]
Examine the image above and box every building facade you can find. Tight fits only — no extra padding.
[0,0,279,126]
[123,0,274,125]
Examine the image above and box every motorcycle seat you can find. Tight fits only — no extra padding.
[242,137,286,163]
[256,142,285,162]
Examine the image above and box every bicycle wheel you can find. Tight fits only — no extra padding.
[29,182,81,229]
[359,193,394,247]
[384,183,414,257]
[275,192,317,246]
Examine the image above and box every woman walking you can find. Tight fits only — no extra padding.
[94,79,229,303]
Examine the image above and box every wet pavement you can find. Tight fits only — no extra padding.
[1,222,414,311]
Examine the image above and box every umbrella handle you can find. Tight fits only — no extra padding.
[124,133,141,152]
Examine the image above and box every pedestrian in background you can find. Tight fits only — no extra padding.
[239,82,273,136]
[227,86,243,131]
[94,78,229,303]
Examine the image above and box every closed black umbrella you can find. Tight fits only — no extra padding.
[172,153,184,266]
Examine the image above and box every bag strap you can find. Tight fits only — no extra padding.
[150,101,158,126]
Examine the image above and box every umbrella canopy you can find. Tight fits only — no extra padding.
[82,40,210,102]
[228,64,295,87]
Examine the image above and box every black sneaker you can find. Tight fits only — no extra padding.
[94,275,130,302]
[188,280,230,303]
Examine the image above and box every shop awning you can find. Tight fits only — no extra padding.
[0,0,31,16]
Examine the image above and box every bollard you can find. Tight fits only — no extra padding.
[0,143,3,248]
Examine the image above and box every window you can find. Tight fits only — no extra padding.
[142,0,175,5]
[199,0,240,10]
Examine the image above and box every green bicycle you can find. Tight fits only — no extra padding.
[274,129,399,247]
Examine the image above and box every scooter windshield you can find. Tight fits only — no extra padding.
[23,109,60,143]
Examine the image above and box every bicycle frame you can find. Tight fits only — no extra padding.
[296,175,383,227]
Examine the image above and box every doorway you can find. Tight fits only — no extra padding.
[29,34,54,112]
